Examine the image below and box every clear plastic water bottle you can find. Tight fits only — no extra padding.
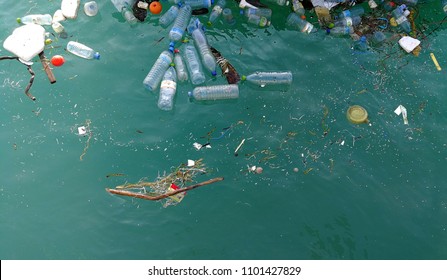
[209,0,226,24]
[174,51,188,82]
[122,2,138,26]
[286,13,316,33]
[191,28,217,76]
[338,6,365,18]
[169,4,192,42]
[66,41,100,59]
[391,4,411,33]
[181,0,212,8]
[159,5,179,27]
[84,1,98,16]
[183,44,206,85]
[242,71,293,87]
[222,8,235,25]
[143,50,174,91]
[327,26,354,36]
[242,8,272,20]
[158,67,177,111]
[17,14,52,25]
[334,16,361,27]
[292,0,305,15]
[442,0,447,14]
[247,14,270,27]
[189,84,239,101]
[371,31,386,45]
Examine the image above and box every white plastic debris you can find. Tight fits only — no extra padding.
[78,126,87,136]
[394,105,409,125]
[52,9,66,22]
[187,159,195,167]
[3,24,46,62]
[398,36,421,53]
[193,142,211,151]
[61,0,80,19]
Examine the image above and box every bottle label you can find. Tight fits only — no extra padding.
[395,15,406,25]
[161,80,177,90]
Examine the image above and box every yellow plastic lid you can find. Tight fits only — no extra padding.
[347,105,368,124]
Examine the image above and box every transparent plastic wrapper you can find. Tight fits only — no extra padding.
[394,105,409,125]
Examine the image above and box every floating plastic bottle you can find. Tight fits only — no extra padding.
[292,0,305,15]
[191,28,217,76]
[247,14,270,27]
[159,4,179,27]
[222,8,236,25]
[180,0,212,8]
[169,4,192,42]
[66,41,100,60]
[17,14,52,25]
[334,16,361,27]
[391,4,411,33]
[242,7,272,20]
[338,6,365,18]
[158,67,177,111]
[143,50,174,91]
[84,1,98,17]
[242,71,293,87]
[286,13,315,33]
[174,51,188,82]
[209,0,226,24]
[189,84,239,101]
[327,26,354,36]
[353,36,369,52]
[183,43,206,85]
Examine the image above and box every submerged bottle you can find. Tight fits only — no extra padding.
[222,8,235,25]
[338,6,365,18]
[209,0,226,24]
[159,4,179,27]
[169,4,192,42]
[334,16,361,27]
[247,14,270,27]
[443,0,447,14]
[158,67,177,111]
[327,26,354,36]
[242,7,272,20]
[353,36,369,52]
[180,0,212,8]
[286,13,315,33]
[84,1,98,16]
[143,50,174,91]
[174,51,188,82]
[189,84,239,101]
[191,28,217,75]
[183,43,206,85]
[66,41,100,59]
[122,2,138,25]
[242,71,293,87]
[17,14,52,25]
[292,0,305,15]
[391,4,411,33]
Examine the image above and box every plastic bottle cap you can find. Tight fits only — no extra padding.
[16,17,22,24]
[94,52,100,60]
[241,75,247,81]
[211,70,217,76]
[347,105,368,124]
[188,91,193,97]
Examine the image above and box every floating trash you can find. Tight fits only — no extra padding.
[346,105,369,124]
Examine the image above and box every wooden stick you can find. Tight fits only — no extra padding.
[38,51,56,84]
[105,177,224,201]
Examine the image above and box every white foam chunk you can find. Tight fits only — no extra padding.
[3,24,46,62]
[398,36,421,53]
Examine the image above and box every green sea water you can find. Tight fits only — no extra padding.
[1,1,446,260]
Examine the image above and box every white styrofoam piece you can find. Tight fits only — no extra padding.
[398,36,421,53]
[61,0,80,19]
[3,24,45,62]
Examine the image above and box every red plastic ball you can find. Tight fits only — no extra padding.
[149,1,162,15]
[51,55,65,67]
